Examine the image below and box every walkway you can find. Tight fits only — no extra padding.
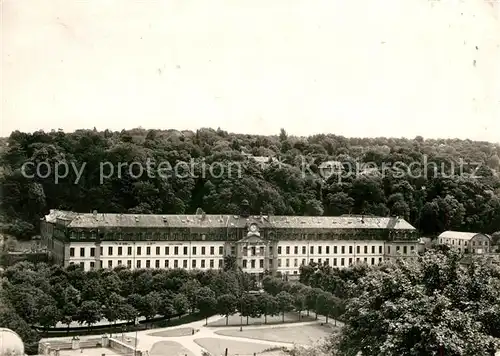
[121,315,329,356]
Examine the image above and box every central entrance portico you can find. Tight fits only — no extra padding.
[235,223,277,283]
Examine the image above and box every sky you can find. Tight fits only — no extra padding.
[2,0,500,142]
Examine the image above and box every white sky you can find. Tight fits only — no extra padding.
[2,0,500,141]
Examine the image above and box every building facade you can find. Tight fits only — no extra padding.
[41,208,420,280]
[437,231,492,254]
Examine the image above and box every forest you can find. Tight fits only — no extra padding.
[0,128,500,240]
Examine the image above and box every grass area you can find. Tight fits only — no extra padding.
[215,324,335,345]
[194,338,274,356]
[150,340,195,356]
[148,327,195,337]
[207,312,315,327]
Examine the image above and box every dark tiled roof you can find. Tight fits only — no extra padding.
[44,210,416,230]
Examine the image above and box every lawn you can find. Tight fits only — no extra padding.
[194,338,276,356]
[207,312,315,327]
[215,324,335,345]
[150,340,195,356]
[148,327,194,337]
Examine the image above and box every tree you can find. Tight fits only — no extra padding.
[332,249,500,356]
[179,279,201,314]
[216,294,238,326]
[276,291,294,323]
[197,287,217,325]
[315,292,332,323]
[38,305,61,334]
[257,293,278,324]
[77,300,102,330]
[240,293,260,325]
[294,291,307,321]
[172,293,189,318]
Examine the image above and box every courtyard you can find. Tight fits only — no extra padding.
[140,312,336,356]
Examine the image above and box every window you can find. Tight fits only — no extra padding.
[192,260,196,268]
[294,258,298,267]
[90,247,95,257]
[100,247,104,255]
[286,259,290,267]
[219,246,224,255]
[294,246,298,254]
[107,246,112,255]
[302,258,306,265]
[201,247,206,254]
[174,247,179,255]
[118,247,122,256]
[137,247,142,255]
[379,246,383,254]
[333,246,337,254]
[201,260,205,268]
[326,246,330,254]
[183,260,187,268]
[310,246,314,254]
[325,258,329,265]
[333,258,337,266]
[302,246,306,254]
[137,260,141,268]
[387,246,391,254]
[128,246,132,255]
[80,247,85,257]
[364,246,368,254]
[342,246,346,254]
[127,260,132,268]
[403,246,407,254]
[146,260,151,268]
[117,260,122,265]
[192,246,197,255]
[218,259,223,268]
[210,246,214,255]
[164,260,169,268]
[278,246,282,254]
[210,260,215,268]
[80,262,85,269]
[154,260,159,268]
[251,260,256,268]
[174,260,178,268]
[356,246,360,254]
[286,246,290,254]
[243,260,247,268]
[349,258,352,265]
[341,258,345,266]
[90,262,95,269]
[183,247,188,255]
[165,246,170,255]
[278,259,282,267]
[371,246,375,254]
[156,247,160,255]
[318,246,322,254]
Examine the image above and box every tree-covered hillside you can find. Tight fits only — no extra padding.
[1,128,499,239]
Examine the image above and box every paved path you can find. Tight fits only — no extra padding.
[121,315,332,356]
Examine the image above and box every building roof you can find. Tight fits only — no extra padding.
[438,231,491,241]
[0,328,24,356]
[44,210,416,231]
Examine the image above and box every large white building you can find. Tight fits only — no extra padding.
[41,205,420,280]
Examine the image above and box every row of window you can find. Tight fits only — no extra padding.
[70,244,416,258]
[71,258,224,270]
[70,256,388,271]
[69,245,225,258]
[440,239,489,246]
[276,245,385,255]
